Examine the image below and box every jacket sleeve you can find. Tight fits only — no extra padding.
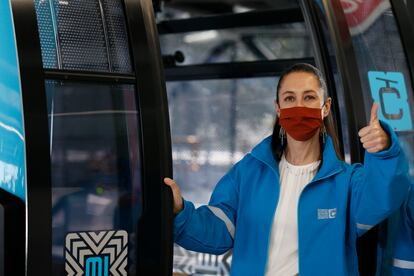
[173,165,239,255]
[390,184,414,274]
[350,121,411,237]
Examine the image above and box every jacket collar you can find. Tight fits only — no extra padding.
[250,135,343,180]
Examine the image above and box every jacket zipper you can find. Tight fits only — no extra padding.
[296,168,343,275]
[263,174,281,275]
[252,151,280,275]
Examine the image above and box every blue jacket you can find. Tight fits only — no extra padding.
[174,123,410,275]
[391,183,414,275]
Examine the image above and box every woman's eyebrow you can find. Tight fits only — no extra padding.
[304,90,318,94]
[281,91,295,95]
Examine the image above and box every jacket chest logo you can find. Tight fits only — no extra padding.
[317,208,337,219]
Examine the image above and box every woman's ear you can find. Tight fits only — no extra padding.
[274,99,280,117]
[322,97,332,118]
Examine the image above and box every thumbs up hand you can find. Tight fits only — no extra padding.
[358,103,390,153]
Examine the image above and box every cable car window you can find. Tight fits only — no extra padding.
[34,0,132,73]
[46,81,142,275]
[337,0,414,176]
[167,77,276,274]
[160,23,313,66]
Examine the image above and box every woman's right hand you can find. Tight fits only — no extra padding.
[164,177,184,215]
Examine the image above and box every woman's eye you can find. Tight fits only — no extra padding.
[284,96,295,102]
[305,95,316,100]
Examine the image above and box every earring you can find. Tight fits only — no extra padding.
[279,127,286,147]
[320,124,327,144]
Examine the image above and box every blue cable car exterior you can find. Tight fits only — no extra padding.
[0,0,26,201]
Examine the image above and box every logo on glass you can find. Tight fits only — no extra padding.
[368,71,413,131]
[65,230,128,276]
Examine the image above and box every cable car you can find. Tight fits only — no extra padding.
[0,0,413,275]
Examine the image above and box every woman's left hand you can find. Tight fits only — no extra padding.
[358,102,390,153]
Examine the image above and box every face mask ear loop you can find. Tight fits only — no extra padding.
[320,123,327,144]
[279,127,286,147]
[320,101,327,143]
[321,101,327,119]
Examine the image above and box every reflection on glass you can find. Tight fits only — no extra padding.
[160,24,313,65]
[167,78,276,274]
[47,81,142,275]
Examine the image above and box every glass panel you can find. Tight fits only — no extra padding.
[336,0,414,176]
[34,0,132,73]
[47,81,142,275]
[159,23,313,66]
[167,77,276,275]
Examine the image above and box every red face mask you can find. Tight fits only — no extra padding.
[279,106,323,141]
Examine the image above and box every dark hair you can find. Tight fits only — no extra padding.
[271,63,343,161]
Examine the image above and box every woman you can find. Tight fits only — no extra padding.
[164,63,410,275]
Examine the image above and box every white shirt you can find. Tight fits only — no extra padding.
[265,155,320,276]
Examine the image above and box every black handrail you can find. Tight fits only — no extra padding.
[158,8,304,34]
[164,58,315,81]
